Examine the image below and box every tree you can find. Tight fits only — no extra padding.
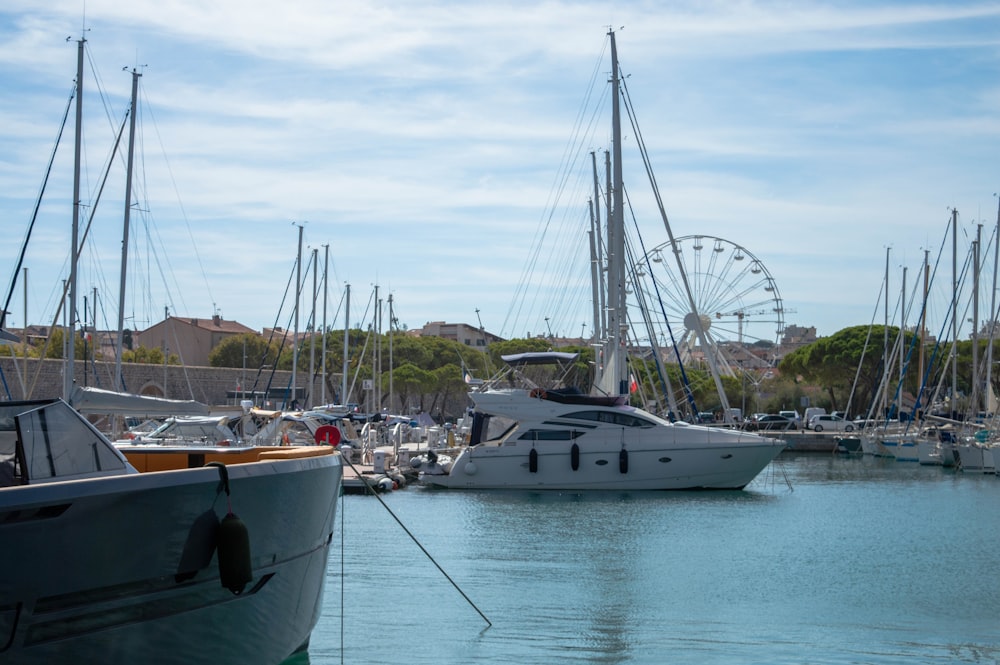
[428,363,468,420]
[122,346,180,365]
[209,333,280,369]
[388,362,436,413]
[780,325,907,416]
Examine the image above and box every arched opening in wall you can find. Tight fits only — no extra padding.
[140,383,164,398]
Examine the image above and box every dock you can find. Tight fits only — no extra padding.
[773,431,843,453]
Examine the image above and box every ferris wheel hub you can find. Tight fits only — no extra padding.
[683,312,712,333]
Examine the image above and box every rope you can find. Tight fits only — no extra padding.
[340,454,492,627]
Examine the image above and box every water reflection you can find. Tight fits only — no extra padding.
[315,455,1000,665]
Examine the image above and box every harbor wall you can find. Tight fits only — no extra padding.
[0,357,300,407]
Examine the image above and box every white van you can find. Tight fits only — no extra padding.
[803,407,827,429]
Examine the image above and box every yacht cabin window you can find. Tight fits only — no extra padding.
[563,410,655,428]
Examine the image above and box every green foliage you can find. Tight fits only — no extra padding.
[386,362,436,413]
[779,324,906,414]
[30,328,91,360]
[209,333,280,368]
[122,346,180,365]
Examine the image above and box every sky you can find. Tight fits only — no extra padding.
[1,1,999,349]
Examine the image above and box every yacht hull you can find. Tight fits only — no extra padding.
[0,453,341,664]
[427,390,784,490]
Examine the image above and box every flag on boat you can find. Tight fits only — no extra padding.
[463,367,473,384]
[629,374,638,393]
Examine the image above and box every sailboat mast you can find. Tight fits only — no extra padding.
[609,30,628,396]
[388,293,394,415]
[987,196,1000,413]
[342,283,350,405]
[882,247,889,420]
[291,223,303,408]
[588,200,600,342]
[589,150,603,344]
[115,68,141,392]
[951,208,958,418]
[309,247,318,408]
[918,249,928,400]
[65,37,85,401]
[899,266,907,417]
[321,244,329,405]
[972,226,981,414]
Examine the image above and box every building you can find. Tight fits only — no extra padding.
[776,325,817,360]
[134,315,257,367]
[416,321,504,347]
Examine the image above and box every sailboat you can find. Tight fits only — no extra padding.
[425,31,785,491]
[0,38,343,664]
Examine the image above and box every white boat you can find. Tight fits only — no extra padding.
[426,32,783,490]
[425,352,784,490]
[0,398,342,663]
[955,439,997,473]
[879,432,920,462]
[916,428,957,466]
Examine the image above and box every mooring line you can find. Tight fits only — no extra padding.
[342,454,492,627]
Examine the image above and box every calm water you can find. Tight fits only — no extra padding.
[301,453,1000,664]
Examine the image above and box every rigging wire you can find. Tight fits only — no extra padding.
[501,35,610,339]
[1,86,75,330]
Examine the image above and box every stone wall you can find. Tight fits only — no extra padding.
[0,357,314,408]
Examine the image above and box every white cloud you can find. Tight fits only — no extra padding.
[1,1,999,346]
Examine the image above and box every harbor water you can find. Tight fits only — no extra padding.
[301,453,1000,664]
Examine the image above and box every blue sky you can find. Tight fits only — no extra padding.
[1,1,999,348]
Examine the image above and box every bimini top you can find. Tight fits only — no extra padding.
[500,351,580,365]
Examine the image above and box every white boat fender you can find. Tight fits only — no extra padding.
[463,462,477,475]
[376,476,395,492]
[207,462,253,595]
[619,448,629,474]
[570,443,580,471]
[529,447,538,473]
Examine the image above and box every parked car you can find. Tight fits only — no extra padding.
[778,410,801,426]
[808,414,855,432]
[746,414,797,431]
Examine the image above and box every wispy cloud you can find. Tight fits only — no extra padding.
[1,1,998,345]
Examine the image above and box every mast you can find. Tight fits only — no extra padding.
[291,223,303,408]
[388,293,394,415]
[115,67,141,392]
[608,30,628,396]
[309,247,318,408]
[590,150,605,343]
[972,226,981,414]
[882,247,889,420]
[342,283,350,405]
[65,36,85,401]
[918,249,928,404]
[372,284,379,416]
[321,244,329,405]
[899,266,906,417]
[987,195,1000,414]
[951,208,958,418]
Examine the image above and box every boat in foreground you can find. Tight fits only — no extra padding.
[424,353,785,490]
[0,398,342,664]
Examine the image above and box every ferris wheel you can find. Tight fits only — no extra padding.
[632,235,785,377]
